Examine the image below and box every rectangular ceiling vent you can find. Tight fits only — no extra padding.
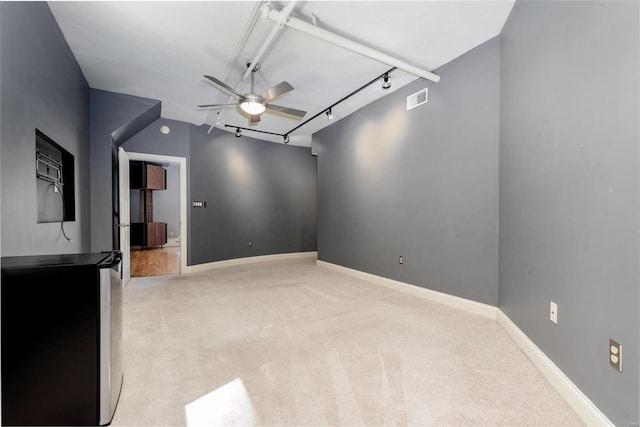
[407,88,428,111]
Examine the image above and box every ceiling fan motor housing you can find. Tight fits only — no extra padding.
[200,70,306,126]
[240,93,267,115]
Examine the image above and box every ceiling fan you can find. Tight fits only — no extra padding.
[198,64,307,126]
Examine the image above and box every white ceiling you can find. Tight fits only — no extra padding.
[48,1,515,146]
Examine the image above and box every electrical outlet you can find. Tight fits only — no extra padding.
[248,241,252,247]
[609,339,622,372]
[399,256,404,265]
[550,301,558,324]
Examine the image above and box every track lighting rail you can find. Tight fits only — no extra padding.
[224,124,284,137]
[284,67,396,135]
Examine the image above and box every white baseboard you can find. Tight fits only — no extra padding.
[315,260,612,426]
[187,251,317,273]
[497,310,613,427]
[315,260,497,320]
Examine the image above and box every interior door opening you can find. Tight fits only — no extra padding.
[118,149,187,283]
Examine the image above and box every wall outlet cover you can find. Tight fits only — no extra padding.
[609,339,622,372]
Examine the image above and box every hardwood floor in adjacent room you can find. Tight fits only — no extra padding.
[130,246,180,277]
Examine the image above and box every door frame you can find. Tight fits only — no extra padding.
[118,148,131,283]
[121,150,188,277]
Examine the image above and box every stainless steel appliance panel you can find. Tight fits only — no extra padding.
[99,252,123,425]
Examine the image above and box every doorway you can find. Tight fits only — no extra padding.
[130,161,180,277]
[119,150,187,282]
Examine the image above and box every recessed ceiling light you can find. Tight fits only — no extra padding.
[160,125,171,135]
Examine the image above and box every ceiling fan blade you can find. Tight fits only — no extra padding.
[261,81,294,102]
[249,114,261,125]
[265,103,307,118]
[197,103,239,108]
[203,75,243,98]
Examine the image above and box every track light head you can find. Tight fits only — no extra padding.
[326,108,334,121]
[284,134,289,144]
[235,127,242,137]
[382,74,391,90]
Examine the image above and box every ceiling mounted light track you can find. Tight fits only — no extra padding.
[285,67,397,136]
[224,125,291,144]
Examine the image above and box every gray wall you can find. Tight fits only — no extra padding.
[89,89,160,252]
[189,126,317,265]
[122,119,317,265]
[122,117,191,160]
[313,37,500,305]
[499,1,639,425]
[0,2,90,256]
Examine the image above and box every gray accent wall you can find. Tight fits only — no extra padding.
[89,89,160,252]
[0,2,90,256]
[314,37,500,305]
[499,1,639,425]
[122,117,190,160]
[121,119,317,266]
[189,126,317,266]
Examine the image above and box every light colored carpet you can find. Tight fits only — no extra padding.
[111,258,584,427]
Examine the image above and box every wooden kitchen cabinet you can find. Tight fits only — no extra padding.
[130,161,167,248]
[130,161,166,190]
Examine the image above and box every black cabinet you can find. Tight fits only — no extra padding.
[1,252,123,426]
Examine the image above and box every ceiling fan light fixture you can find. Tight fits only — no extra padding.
[235,128,242,137]
[382,74,391,90]
[240,100,266,115]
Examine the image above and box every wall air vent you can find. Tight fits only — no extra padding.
[407,88,428,111]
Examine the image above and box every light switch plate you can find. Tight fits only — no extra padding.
[550,301,558,324]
